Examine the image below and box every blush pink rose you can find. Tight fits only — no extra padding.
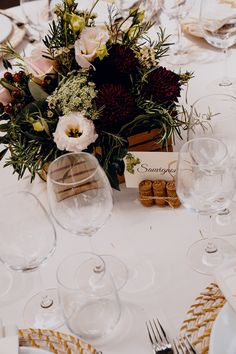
[0,86,12,105]
[24,45,56,83]
[74,26,109,68]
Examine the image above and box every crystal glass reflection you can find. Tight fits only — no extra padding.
[176,137,236,275]
[0,190,63,328]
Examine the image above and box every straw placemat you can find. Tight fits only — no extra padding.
[18,328,98,353]
[180,283,226,354]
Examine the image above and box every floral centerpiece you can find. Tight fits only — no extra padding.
[0,0,192,189]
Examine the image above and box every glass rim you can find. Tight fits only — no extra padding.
[192,93,236,107]
[56,252,106,290]
[179,137,229,167]
[47,152,100,186]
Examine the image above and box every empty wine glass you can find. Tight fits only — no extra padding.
[57,252,121,340]
[189,94,236,236]
[20,0,50,40]
[0,190,63,328]
[200,0,236,88]
[161,0,195,65]
[176,137,236,275]
[47,152,128,291]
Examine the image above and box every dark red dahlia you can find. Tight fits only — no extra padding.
[95,83,137,133]
[93,44,139,86]
[143,66,181,104]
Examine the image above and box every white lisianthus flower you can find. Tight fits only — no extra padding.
[53,112,98,152]
[74,26,109,68]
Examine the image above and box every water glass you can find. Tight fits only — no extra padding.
[57,252,121,340]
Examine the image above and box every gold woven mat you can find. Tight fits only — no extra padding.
[180,283,226,354]
[18,328,97,353]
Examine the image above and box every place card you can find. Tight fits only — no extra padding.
[123,151,178,188]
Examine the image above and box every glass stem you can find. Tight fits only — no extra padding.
[38,270,54,309]
[205,215,218,254]
[219,48,232,87]
[175,15,183,53]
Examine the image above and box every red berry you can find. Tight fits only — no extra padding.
[16,103,23,111]
[4,104,13,115]
[4,72,13,81]
[13,73,22,83]
[11,90,22,100]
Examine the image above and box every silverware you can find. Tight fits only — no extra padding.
[146,318,173,353]
[173,335,199,354]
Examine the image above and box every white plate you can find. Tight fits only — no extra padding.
[0,14,13,43]
[209,303,236,354]
[20,348,50,354]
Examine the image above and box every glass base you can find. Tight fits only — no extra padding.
[101,255,129,291]
[187,238,236,275]
[23,288,64,329]
[198,206,236,237]
[0,267,12,297]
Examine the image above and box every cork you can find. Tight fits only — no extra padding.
[152,180,166,207]
[139,180,154,207]
[166,180,181,208]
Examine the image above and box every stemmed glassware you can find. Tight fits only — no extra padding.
[20,0,50,41]
[200,0,236,88]
[189,94,236,236]
[160,0,195,65]
[47,152,128,291]
[176,137,236,275]
[0,190,63,328]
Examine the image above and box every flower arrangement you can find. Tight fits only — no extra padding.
[0,0,192,189]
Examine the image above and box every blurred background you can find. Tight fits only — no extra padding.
[1,0,19,8]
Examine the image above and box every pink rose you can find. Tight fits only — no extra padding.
[24,45,56,83]
[0,86,12,106]
[74,26,109,68]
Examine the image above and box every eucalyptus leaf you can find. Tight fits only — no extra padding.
[0,79,16,91]
[28,80,49,101]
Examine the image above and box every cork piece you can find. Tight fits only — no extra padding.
[166,180,181,208]
[153,180,166,207]
[139,180,154,207]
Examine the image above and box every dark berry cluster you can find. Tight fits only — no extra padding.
[0,71,31,116]
[41,74,58,94]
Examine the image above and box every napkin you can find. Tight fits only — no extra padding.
[214,259,236,313]
[182,2,236,38]
[0,321,18,354]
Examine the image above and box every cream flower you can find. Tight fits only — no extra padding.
[74,26,109,68]
[53,112,98,152]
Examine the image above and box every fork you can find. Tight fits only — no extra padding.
[146,318,173,353]
[173,335,199,354]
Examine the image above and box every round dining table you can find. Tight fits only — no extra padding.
[1,2,236,353]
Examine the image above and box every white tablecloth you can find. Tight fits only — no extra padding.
[1,3,236,353]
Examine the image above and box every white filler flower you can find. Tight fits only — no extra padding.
[53,112,98,152]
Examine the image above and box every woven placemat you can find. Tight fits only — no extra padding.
[18,328,97,353]
[180,283,226,354]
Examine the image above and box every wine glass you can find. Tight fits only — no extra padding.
[117,0,162,23]
[0,190,63,328]
[161,0,195,65]
[189,93,236,236]
[176,137,236,275]
[47,152,128,291]
[57,252,121,340]
[200,0,236,88]
[20,0,50,40]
